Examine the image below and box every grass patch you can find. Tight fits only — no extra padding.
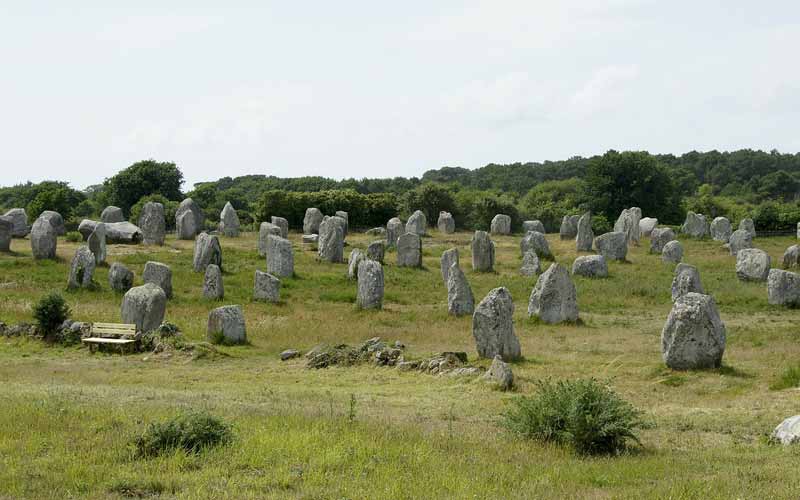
[134,411,233,458]
[769,364,800,390]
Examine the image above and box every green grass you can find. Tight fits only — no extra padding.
[1,231,800,498]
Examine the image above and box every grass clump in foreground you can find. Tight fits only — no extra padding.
[769,363,800,391]
[502,378,645,455]
[134,411,233,458]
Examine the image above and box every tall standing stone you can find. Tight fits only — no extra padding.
[397,232,422,268]
[614,207,641,246]
[594,231,627,261]
[3,208,29,237]
[783,244,800,269]
[571,255,607,278]
[559,215,579,240]
[30,217,57,260]
[386,217,403,247]
[739,218,756,238]
[662,240,684,263]
[219,202,240,237]
[440,247,459,286]
[490,214,511,235]
[710,217,732,242]
[520,231,552,259]
[67,246,96,290]
[139,202,166,246]
[271,216,289,239]
[347,249,365,280]
[472,287,520,361]
[40,211,65,236]
[87,222,107,265]
[650,227,676,254]
[193,233,222,273]
[366,240,385,264]
[101,206,124,223]
[176,198,204,238]
[671,263,703,302]
[203,264,224,300]
[528,263,579,324]
[681,212,708,239]
[437,211,455,234]
[575,211,593,252]
[265,235,294,278]
[662,292,726,370]
[520,250,541,277]
[523,220,545,234]
[767,269,800,307]
[143,261,173,298]
[207,305,246,344]
[0,217,12,252]
[258,222,282,256]
[318,217,344,263]
[356,259,384,310]
[108,262,134,293]
[335,211,349,236]
[253,270,280,302]
[728,229,753,256]
[639,217,658,237]
[406,210,427,236]
[121,283,166,333]
[303,208,323,235]
[471,230,495,272]
[735,248,771,281]
[447,262,474,316]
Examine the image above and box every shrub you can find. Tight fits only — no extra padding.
[65,231,82,242]
[32,292,70,338]
[770,364,800,391]
[502,378,644,455]
[134,411,232,457]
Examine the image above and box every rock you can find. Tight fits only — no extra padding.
[650,227,676,254]
[271,216,289,239]
[783,244,800,269]
[572,255,607,278]
[739,218,756,238]
[121,283,167,333]
[258,222,282,256]
[797,222,800,239]
[575,211,593,252]
[253,270,281,302]
[710,217,732,242]
[318,217,344,263]
[207,305,247,344]
[335,211,349,236]
[30,217,57,259]
[406,210,427,236]
[594,231,627,261]
[614,207,641,245]
[218,202,240,237]
[681,211,708,238]
[735,248,771,281]
[386,217,403,247]
[108,262,134,292]
[3,208,29,237]
[490,214,511,235]
[67,246,96,289]
[79,220,142,244]
[366,240,385,264]
[440,247,459,286]
[528,263,579,323]
[302,234,318,246]
[280,349,300,361]
[662,240,683,263]
[523,220,546,234]
[472,287,520,360]
[559,215,579,239]
[671,263,703,302]
[728,229,753,256]
[520,249,541,277]
[176,198,204,238]
[661,292,726,370]
[437,211,455,234]
[447,262,474,316]
[482,355,514,390]
[471,230,495,272]
[192,233,222,273]
[520,231,552,259]
[767,269,800,307]
[265,235,294,278]
[356,259,384,310]
[303,208,323,235]
[176,210,198,240]
[203,264,224,300]
[347,249,366,280]
[101,206,124,223]
[0,217,12,252]
[366,227,386,237]
[87,222,107,265]
[772,416,800,445]
[639,217,658,236]
[139,202,166,246]
[397,232,422,268]
[143,261,173,298]
[39,211,65,236]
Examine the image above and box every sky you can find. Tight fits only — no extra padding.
[2,1,800,190]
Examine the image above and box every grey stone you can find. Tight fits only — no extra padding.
[481,355,514,390]
[0,217,12,252]
[662,240,684,263]
[772,416,800,445]
[639,217,658,236]
[335,211,349,235]
[520,231,552,259]
[366,240,385,264]
[528,263,579,323]
[357,259,384,310]
[490,214,511,235]
[614,207,641,245]
[736,248,771,282]
[139,202,166,246]
[386,217,403,247]
[203,264,224,300]
[207,305,247,344]
[40,211,65,236]
[280,349,299,361]
[471,230,495,272]
[437,211,455,234]
[523,220,545,234]
[219,202,240,237]
[108,262,134,292]
[472,287,520,361]
[303,208,323,235]
[87,222,106,265]
[30,217,57,259]
[797,222,800,239]
[406,210,427,236]
[397,232,422,268]
[265,235,294,278]
[366,226,386,237]
[595,231,627,261]
[739,218,756,238]
[3,208,29,237]
[302,234,318,246]
[671,263,703,302]
[728,229,753,256]
[520,250,541,277]
[681,211,708,238]
[143,261,173,298]
[767,269,800,307]
[101,206,124,223]
[192,233,222,273]
[575,211,593,252]
[661,292,726,370]
[783,244,800,269]
[650,227,676,254]
[572,255,607,278]
[258,222,282,256]
[559,215,579,239]
[67,246,96,289]
[271,216,289,239]
[318,217,344,263]
[253,270,280,302]
[447,262,474,316]
[440,247,459,286]
[176,198,204,238]
[710,217,732,242]
[121,283,167,333]
[347,249,365,280]
[79,220,142,244]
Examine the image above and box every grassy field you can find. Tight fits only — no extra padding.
[1,228,799,499]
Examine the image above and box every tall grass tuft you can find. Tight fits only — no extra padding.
[769,364,800,391]
[134,411,232,458]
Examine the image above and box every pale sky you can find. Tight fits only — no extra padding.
[2,1,799,189]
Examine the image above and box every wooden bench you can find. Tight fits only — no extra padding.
[82,323,138,354]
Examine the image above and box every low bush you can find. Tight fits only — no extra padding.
[769,364,800,391]
[32,292,70,338]
[134,411,232,457]
[65,231,82,242]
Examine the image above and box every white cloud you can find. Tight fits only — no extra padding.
[567,65,640,118]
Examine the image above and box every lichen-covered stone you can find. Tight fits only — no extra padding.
[671,263,703,302]
[318,217,344,263]
[303,207,323,235]
[356,259,384,310]
[783,244,800,269]
[397,232,422,268]
[490,214,511,235]
[30,217,57,259]
[710,217,732,242]
[681,211,708,239]
[559,215,579,240]
[571,255,607,278]
[440,247,459,286]
[437,211,455,234]
[575,211,593,252]
[386,217,403,247]
[39,211,65,236]
[520,231,552,259]
[347,249,366,280]
[662,240,683,263]
[367,240,385,264]
[406,210,427,236]
[661,292,725,370]
[520,249,541,277]
[253,270,280,303]
[528,263,579,323]
[67,246,96,289]
[728,229,753,256]
[121,283,167,333]
[207,305,246,344]
[650,227,676,254]
[101,206,124,223]
[143,261,173,298]
[258,222,282,256]
[447,262,474,316]
[3,208,29,237]
[271,216,289,239]
[192,233,222,273]
[471,230,495,272]
[739,218,756,238]
[472,287,520,361]
[594,231,627,261]
[87,222,107,265]
[265,235,293,278]
[735,248,771,282]
[767,269,800,307]
[203,264,224,300]
[522,220,545,234]
[108,262,134,293]
[639,217,658,237]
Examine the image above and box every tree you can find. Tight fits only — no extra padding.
[26,184,86,220]
[757,170,799,202]
[103,160,184,215]
[397,183,457,226]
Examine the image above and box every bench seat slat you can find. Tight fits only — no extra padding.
[82,338,137,345]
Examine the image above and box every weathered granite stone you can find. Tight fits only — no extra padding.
[490,214,511,235]
[639,217,658,237]
[767,269,800,307]
[271,216,289,239]
[101,206,124,223]
[356,259,384,310]
[347,249,365,280]
[108,262,134,292]
[303,208,323,235]
[87,222,106,265]
[397,232,422,268]
[40,211,65,236]
[710,217,732,242]
[728,229,753,256]
[661,292,725,370]
[366,240,385,264]
[318,217,344,263]
[681,211,708,238]
[736,248,771,281]
[192,233,222,273]
[575,211,593,252]
[406,210,427,236]
[440,247,459,286]
[218,202,240,237]
[366,227,386,237]
[481,355,514,390]
[121,283,166,333]
[265,235,294,278]
[528,263,579,323]
[143,261,173,298]
[203,264,224,300]
[258,222,282,256]
[614,207,641,245]
[3,208,29,237]
[437,211,455,234]
[739,218,756,238]
[30,217,57,259]
[79,219,142,244]
[571,255,607,278]
[520,231,552,259]
[0,217,12,252]
[335,211,349,235]
[386,217,403,247]
[447,262,474,316]
[176,210,198,240]
[595,231,627,261]
[472,287,520,360]
[662,240,684,263]
[523,220,545,234]
[650,227,676,254]
[253,270,280,302]
[520,249,541,277]
[772,415,800,445]
[67,246,96,289]
[176,198,204,238]
[471,230,495,272]
[783,244,800,269]
[139,202,166,246]
[559,215,579,239]
[302,234,318,246]
[207,305,246,344]
[671,263,703,302]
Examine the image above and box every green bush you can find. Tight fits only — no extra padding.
[32,292,71,338]
[134,411,232,457]
[65,231,82,242]
[770,364,800,391]
[502,378,644,455]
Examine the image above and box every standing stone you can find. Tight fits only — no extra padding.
[471,231,495,272]
[303,207,324,235]
[30,217,57,259]
[661,292,726,370]
[143,261,173,298]
[176,210,198,240]
[347,249,365,280]
[271,216,289,239]
[662,240,684,263]
[207,305,246,344]
[406,210,427,236]
[356,259,384,310]
[447,262,474,316]
[639,217,658,237]
[575,211,593,252]
[108,262,134,293]
[203,264,224,300]
[0,217,12,252]
[767,269,800,307]
[571,255,607,278]
[176,198,204,238]
[219,202,240,237]
[735,248,771,282]
[710,217,732,242]
[397,232,422,268]
[192,233,222,273]
[3,208,29,237]
[728,229,753,256]
[650,227,676,254]
[440,247,459,286]
[681,212,708,239]
[121,283,166,333]
[101,206,124,223]
[739,218,756,238]
[437,211,455,234]
[559,215,579,240]
[783,244,800,269]
[671,263,703,302]
[490,214,512,235]
[318,217,344,263]
[366,240,385,264]
[79,220,141,245]
[520,231,552,259]
[528,263,579,324]
[472,287,520,361]
[258,222,282,256]
[523,220,546,234]
[386,217,403,247]
[139,202,166,246]
[265,235,294,278]
[87,222,107,265]
[40,211,65,236]
[595,231,627,261]
[330,216,348,242]
[253,270,281,303]
[482,355,514,391]
[520,250,541,277]
[335,211,349,236]
[67,246,96,290]
[614,207,641,246]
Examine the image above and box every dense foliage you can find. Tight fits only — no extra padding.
[102,160,184,216]
[32,292,70,339]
